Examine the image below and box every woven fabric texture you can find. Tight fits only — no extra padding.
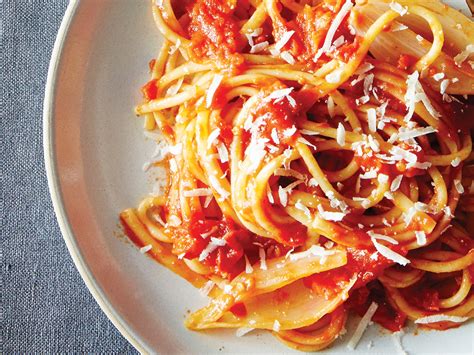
[1,1,136,352]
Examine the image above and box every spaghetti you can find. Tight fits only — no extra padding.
[122,0,474,351]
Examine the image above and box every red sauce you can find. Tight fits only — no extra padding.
[148,59,156,72]
[187,0,245,71]
[141,79,158,101]
[168,211,293,279]
[397,54,418,71]
[303,247,399,299]
[229,302,247,318]
[248,85,302,147]
[348,281,407,332]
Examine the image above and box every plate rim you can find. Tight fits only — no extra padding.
[42,0,144,352]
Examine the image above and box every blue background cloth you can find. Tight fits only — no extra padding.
[1,1,136,352]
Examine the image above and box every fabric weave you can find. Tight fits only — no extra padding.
[1,1,136,352]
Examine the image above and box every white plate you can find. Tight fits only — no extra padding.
[44,0,473,353]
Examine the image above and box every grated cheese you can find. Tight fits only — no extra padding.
[367,108,377,132]
[367,231,398,244]
[280,51,295,64]
[206,74,223,108]
[415,314,468,324]
[198,237,226,261]
[433,72,445,81]
[317,204,345,221]
[347,302,379,350]
[209,175,230,200]
[216,142,229,163]
[454,179,464,194]
[250,41,269,53]
[389,2,408,16]
[244,255,253,274]
[415,231,427,246]
[295,200,312,218]
[274,30,295,53]
[236,327,255,337]
[259,247,267,270]
[167,215,182,227]
[327,96,335,118]
[278,186,288,207]
[139,245,152,254]
[440,79,450,95]
[199,280,215,297]
[289,245,335,261]
[360,170,377,179]
[371,238,410,265]
[391,22,408,32]
[271,128,280,144]
[314,0,353,60]
[273,320,281,332]
[336,123,346,146]
[183,188,213,198]
[451,157,461,167]
[453,44,474,67]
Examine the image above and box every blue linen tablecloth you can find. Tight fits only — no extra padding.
[2,1,136,352]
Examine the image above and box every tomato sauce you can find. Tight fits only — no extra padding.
[141,79,158,101]
[348,281,407,332]
[187,0,245,71]
[168,211,292,279]
[229,302,247,318]
[248,85,302,147]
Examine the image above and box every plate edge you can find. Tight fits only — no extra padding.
[42,1,148,353]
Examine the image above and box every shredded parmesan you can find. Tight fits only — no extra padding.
[280,51,295,64]
[367,108,377,132]
[391,22,408,32]
[216,142,229,163]
[336,122,346,146]
[259,247,267,270]
[278,186,288,207]
[206,74,223,108]
[250,41,269,53]
[295,200,311,218]
[454,179,464,194]
[454,44,474,67]
[389,2,408,16]
[317,204,345,221]
[415,314,468,324]
[371,238,410,265]
[289,245,335,261]
[199,280,215,297]
[451,157,461,167]
[415,231,427,246]
[327,96,335,118]
[347,302,379,350]
[183,188,213,197]
[368,231,398,244]
[236,327,255,337]
[274,30,295,53]
[433,72,445,81]
[139,245,152,254]
[314,0,353,60]
[244,255,253,274]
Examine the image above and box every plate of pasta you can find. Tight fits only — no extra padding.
[44,0,474,353]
